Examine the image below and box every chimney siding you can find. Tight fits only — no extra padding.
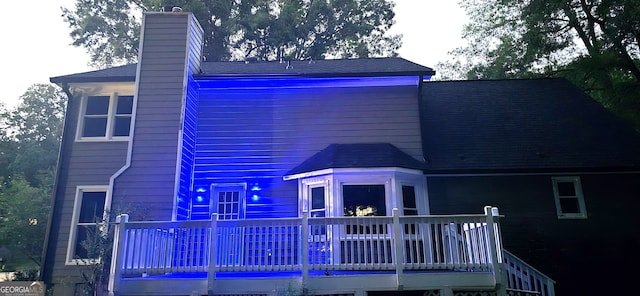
[113,12,203,220]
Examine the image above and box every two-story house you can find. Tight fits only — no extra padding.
[41,9,640,296]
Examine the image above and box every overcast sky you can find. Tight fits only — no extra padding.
[0,0,467,108]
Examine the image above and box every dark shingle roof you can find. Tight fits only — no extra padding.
[421,78,640,172]
[50,64,137,83]
[199,57,434,76]
[50,58,434,83]
[286,143,428,176]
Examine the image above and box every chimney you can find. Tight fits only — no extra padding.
[112,11,204,220]
[162,6,183,12]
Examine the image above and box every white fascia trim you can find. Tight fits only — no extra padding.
[284,167,424,180]
[67,82,135,95]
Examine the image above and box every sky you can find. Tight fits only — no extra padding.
[0,0,468,108]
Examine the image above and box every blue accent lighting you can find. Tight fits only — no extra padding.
[250,184,261,191]
[196,76,419,90]
[196,195,204,202]
[196,187,207,193]
[252,194,260,202]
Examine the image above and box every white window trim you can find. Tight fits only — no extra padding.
[552,176,587,219]
[210,183,247,220]
[400,183,419,215]
[301,178,330,217]
[74,87,134,142]
[66,185,110,265]
[297,168,428,217]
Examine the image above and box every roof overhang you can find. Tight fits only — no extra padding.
[283,167,425,181]
[60,82,136,97]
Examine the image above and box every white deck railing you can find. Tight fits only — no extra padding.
[110,207,503,275]
[108,207,508,293]
[504,250,555,296]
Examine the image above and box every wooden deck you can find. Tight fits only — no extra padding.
[107,207,554,296]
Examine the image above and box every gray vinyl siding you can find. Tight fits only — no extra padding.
[112,13,201,221]
[42,91,128,285]
[176,77,199,220]
[193,84,422,218]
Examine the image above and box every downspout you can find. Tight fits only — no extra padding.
[39,83,73,281]
[106,17,147,220]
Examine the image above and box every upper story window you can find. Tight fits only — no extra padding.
[77,94,133,141]
[552,176,587,219]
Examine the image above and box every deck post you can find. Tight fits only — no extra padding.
[108,214,128,296]
[301,211,309,289]
[485,206,506,296]
[392,208,404,289]
[208,213,218,295]
[546,277,556,296]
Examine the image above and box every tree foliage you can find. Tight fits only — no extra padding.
[0,176,52,267]
[1,84,66,186]
[439,0,640,128]
[62,0,401,67]
[0,84,66,268]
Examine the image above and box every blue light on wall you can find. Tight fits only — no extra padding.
[196,195,204,203]
[196,76,420,90]
[196,187,207,193]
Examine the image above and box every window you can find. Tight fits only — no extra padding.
[78,94,133,140]
[342,185,386,217]
[310,186,326,217]
[211,184,246,220]
[402,185,418,215]
[552,176,587,219]
[293,168,428,218]
[343,184,387,235]
[67,186,108,264]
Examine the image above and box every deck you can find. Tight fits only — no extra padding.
[107,207,554,296]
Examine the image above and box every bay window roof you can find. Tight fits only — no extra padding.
[285,143,427,179]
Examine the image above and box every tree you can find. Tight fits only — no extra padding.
[0,84,66,269]
[62,0,401,67]
[439,0,640,128]
[1,84,66,186]
[0,176,52,267]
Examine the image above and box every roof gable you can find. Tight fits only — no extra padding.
[421,78,640,172]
